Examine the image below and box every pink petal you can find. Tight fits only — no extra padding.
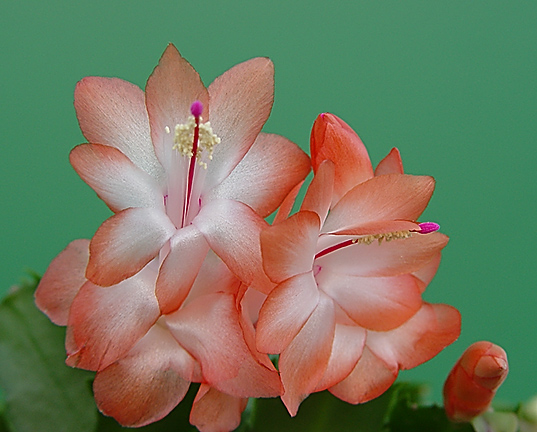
[190,385,248,432]
[260,211,320,284]
[256,272,320,354]
[412,252,442,293]
[35,239,89,325]
[204,57,275,190]
[145,44,209,173]
[329,346,398,404]
[300,160,335,224]
[279,292,335,416]
[367,303,461,370]
[193,198,273,294]
[317,269,423,331]
[74,76,164,181]
[70,143,164,213]
[310,113,374,205]
[374,147,404,176]
[87,207,176,287]
[207,132,311,218]
[93,324,195,427]
[316,232,449,277]
[315,323,366,391]
[66,267,160,371]
[323,174,435,233]
[167,293,281,398]
[155,225,210,314]
[273,181,304,224]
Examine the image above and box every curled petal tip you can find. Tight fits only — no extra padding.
[190,100,203,118]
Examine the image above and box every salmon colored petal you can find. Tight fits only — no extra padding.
[329,346,398,404]
[260,211,320,283]
[155,225,209,314]
[207,132,311,218]
[317,270,423,331]
[93,324,196,427]
[193,199,273,294]
[310,113,373,205]
[205,57,274,190]
[279,292,335,416]
[367,303,461,371]
[190,385,248,432]
[273,180,304,224]
[66,268,160,371]
[374,147,404,176]
[145,44,209,173]
[35,239,89,325]
[74,76,164,181]
[167,293,281,398]
[412,252,442,293]
[316,232,448,277]
[300,160,335,224]
[323,174,435,233]
[315,323,366,391]
[70,144,164,213]
[256,272,319,354]
[87,207,176,287]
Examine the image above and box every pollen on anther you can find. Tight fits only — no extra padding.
[190,100,203,118]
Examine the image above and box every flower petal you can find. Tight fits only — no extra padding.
[35,239,89,325]
[310,113,374,205]
[193,199,273,294]
[323,174,435,233]
[317,270,423,331]
[70,143,164,213]
[87,207,176,287]
[260,211,320,284]
[316,232,448,277]
[207,132,311,218]
[412,252,442,293]
[374,147,404,176]
[74,76,164,181]
[190,385,248,432]
[66,267,160,371]
[93,324,195,427]
[145,44,209,173]
[279,292,335,416]
[155,225,210,314]
[300,160,335,224]
[256,272,319,354]
[204,57,275,190]
[167,293,281,398]
[273,180,304,224]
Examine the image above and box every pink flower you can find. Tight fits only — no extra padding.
[443,341,509,422]
[256,113,461,415]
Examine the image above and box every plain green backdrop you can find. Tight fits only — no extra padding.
[1,0,535,408]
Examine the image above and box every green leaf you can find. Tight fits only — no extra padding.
[0,278,97,432]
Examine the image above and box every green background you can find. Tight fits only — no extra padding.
[1,0,535,408]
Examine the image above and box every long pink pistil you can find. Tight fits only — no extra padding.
[314,239,355,260]
[182,101,203,227]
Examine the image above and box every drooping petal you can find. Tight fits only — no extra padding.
[323,174,435,233]
[316,232,448,278]
[87,207,176,287]
[93,324,196,427]
[310,113,374,205]
[204,57,275,190]
[256,272,319,354]
[273,180,304,224]
[155,225,210,314]
[315,323,366,392]
[279,292,335,416]
[374,147,404,176]
[35,239,89,325]
[167,292,281,398]
[300,160,335,224]
[70,143,164,213]
[329,346,398,404]
[317,269,423,331]
[190,385,248,432]
[66,267,160,371]
[145,44,209,173]
[74,76,164,181]
[207,132,310,217]
[260,211,320,284]
[193,199,273,294]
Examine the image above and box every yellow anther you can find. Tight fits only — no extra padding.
[172,116,220,168]
[351,230,413,246]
